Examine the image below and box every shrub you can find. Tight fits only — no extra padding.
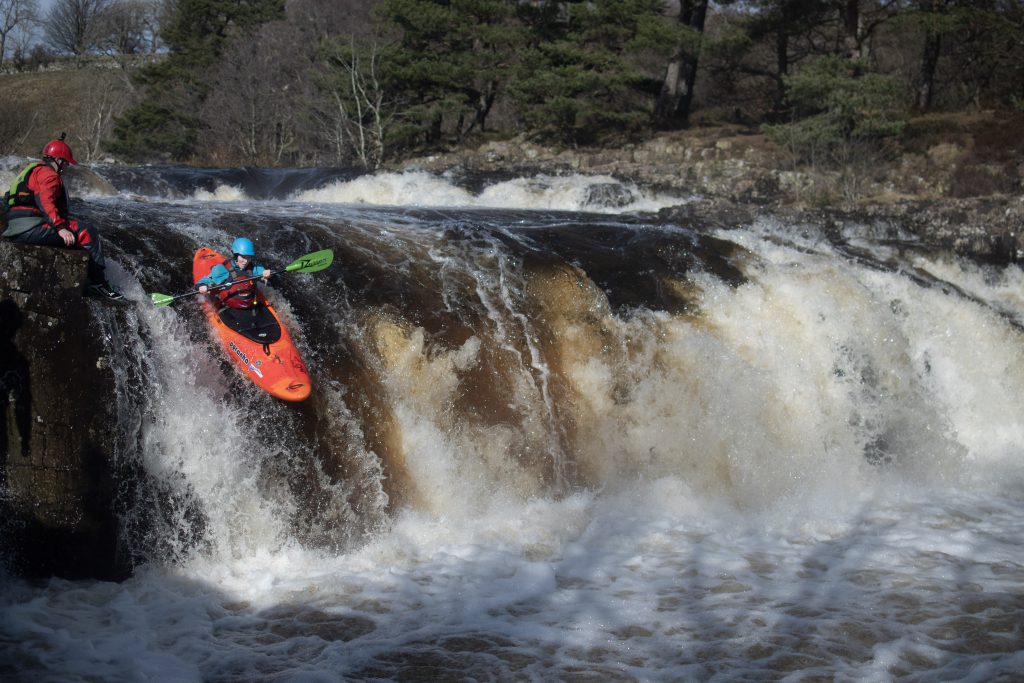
[763,56,907,168]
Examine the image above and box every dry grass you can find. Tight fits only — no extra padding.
[0,65,136,161]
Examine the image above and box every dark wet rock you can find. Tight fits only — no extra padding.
[657,195,1024,264]
[771,198,1024,264]
[0,240,129,580]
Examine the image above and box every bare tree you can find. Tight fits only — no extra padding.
[141,0,173,53]
[74,70,132,160]
[286,0,377,41]
[313,38,390,168]
[43,0,114,55]
[0,0,38,63]
[199,21,310,165]
[7,21,40,69]
[96,0,148,55]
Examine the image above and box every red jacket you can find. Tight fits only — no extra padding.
[215,259,259,309]
[6,163,72,231]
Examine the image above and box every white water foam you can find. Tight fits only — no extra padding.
[293,170,685,213]
[192,185,250,202]
[2,216,1023,681]
[5,157,684,213]
[3,470,1022,681]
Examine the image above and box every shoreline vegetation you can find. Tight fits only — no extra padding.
[4,66,1021,264]
[2,0,1024,262]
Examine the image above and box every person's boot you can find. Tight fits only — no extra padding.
[85,281,125,301]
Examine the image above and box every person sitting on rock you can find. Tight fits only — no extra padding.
[2,135,123,301]
[196,237,272,309]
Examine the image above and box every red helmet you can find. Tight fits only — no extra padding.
[42,139,77,165]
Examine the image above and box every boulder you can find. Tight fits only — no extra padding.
[0,240,128,580]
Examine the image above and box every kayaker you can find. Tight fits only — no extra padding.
[2,135,123,301]
[196,237,272,309]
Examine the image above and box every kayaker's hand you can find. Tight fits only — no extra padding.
[198,285,208,294]
[57,227,75,245]
[261,270,272,281]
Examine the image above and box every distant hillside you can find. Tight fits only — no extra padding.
[0,59,146,162]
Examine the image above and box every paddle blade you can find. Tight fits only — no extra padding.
[150,292,176,307]
[285,249,333,274]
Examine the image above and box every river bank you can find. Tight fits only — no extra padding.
[398,113,1024,263]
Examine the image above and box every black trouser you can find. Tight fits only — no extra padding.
[3,220,107,285]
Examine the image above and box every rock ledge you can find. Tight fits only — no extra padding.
[1,241,128,580]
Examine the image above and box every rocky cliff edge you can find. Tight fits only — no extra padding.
[1,241,129,580]
[401,118,1024,263]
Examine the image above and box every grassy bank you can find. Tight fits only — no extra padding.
[0,63,136,162]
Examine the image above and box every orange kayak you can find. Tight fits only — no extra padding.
[192,247,311,401]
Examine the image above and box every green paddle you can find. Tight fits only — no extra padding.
[150,249,334,308]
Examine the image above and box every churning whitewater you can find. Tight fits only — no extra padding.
[1,159,1023,681]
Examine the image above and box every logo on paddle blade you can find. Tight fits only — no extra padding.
[298,256,328,270]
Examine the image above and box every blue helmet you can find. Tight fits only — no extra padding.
[231,237,255,257]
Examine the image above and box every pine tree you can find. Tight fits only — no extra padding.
[374,0,524,151]
[507,0,669,146]
[108,0,285,161]
[763,55,906,170]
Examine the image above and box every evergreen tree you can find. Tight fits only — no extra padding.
[508,0,670,146]
[898,1,1024,111]
[108,0,285,161]
[374,0,524,151]
[763,55,906,168]
[741,0,835,113]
